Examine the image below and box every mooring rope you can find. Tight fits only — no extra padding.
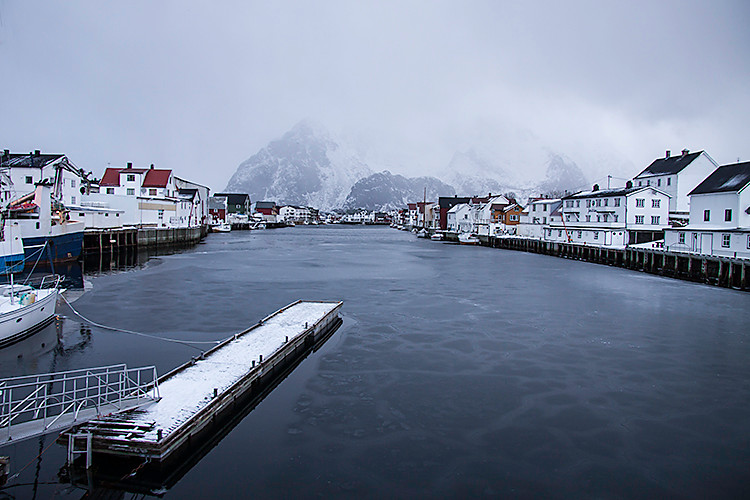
[60,294,226,350]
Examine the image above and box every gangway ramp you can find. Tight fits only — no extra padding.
[0,365,159,446]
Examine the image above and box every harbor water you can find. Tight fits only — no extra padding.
[1,225,748,498]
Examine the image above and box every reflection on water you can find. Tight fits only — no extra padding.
[1,227,749,499]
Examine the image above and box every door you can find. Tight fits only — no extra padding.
[691,233,699,252]
[700,233,713,255]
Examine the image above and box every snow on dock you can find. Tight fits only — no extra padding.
[133,301,337,440]
[61,300,342,460]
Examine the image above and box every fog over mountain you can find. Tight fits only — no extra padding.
[225,121,594,211]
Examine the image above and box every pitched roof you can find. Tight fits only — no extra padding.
[142,168,172,188]
[99,167,122,187]
[689,162,750,195]
[562,185,671,199]
[635,151,703,178]
[254,201,276,209]
[0,152,65,169]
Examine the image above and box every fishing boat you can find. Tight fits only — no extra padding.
[430,233,444,241]
[0,275,62,348]
[5,183,84,265]
[212,222,231,233]
[0,214,25,274]
[458,232,480,245]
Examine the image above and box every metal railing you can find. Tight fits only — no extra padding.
[0,364,159,443]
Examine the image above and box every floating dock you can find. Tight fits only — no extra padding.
[59,300,342,464]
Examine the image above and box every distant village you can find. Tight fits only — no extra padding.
[0,148,748,270]
[394,149,750,261]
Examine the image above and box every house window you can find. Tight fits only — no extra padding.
[667,177,671,186]
[149,188,157,196]
[725,209,732,222]
[636,199,645,207]
[594,231,599,240]
[651,216,660,225]
[543,205,547,212]
[614,198,620,207]
[586,215,590,222]
[596,199,601,207]
[127,188,135,195]
[577,231,582,238]
[638,181,642,186]
[704,210,710,222]
[565,214,571,222]
[79,212,85,217]
[71,179,76,187]
[678,232,685,244]
[586,200,591,208]
[71,196,76,204]
[613,215,618,222]
[532,205,536,211]
[158,210,164,221]
[603,214,609,222]
[652,199,660,208]
[747,235,750,249]
[106,188,114,194]
[127,174,136,181]
[647,180,651,186]
[558,230,562,237]
[596,215,601,222]
[722,234,730,248]
[635,215,644,224]
[576,200,580,207]
[657,178,661,186]
[603,199,608,207]
[25,176,33,184]
[542,217,546,224]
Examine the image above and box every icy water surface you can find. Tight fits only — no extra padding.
[1,226,748,498]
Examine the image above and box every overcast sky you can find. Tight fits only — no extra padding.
[1,1,748,190]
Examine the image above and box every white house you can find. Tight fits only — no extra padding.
[473,195,510,236]
[517,198,562,239]
[664,161,750,258]
[175,176,210,227]
[632,149,718,221]
[96,164,187,228]
[544,185,670,247]
[0,150,95,208]
[447,203,474,232]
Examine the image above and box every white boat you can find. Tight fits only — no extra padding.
[430,233,444,241]
[417,229,429,238]
[212,223,231,233]
[0,275,62,348]
[458,232,480,245]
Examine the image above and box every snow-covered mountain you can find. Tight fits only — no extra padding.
[342,171,455,211]
[224,121,371,210]
[225,120,597,211]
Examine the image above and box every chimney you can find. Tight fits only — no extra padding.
[3,149,8,157]
[681,148,689,156]
[34,149,40,156]
[150,164,154,169]
[626,180,633,189]
[665,150,671,158]
[592,183,599,192]
[127,162,133,168]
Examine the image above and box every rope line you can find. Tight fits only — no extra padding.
[61,294,226,350]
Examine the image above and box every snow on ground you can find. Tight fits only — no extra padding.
[127,301,338,440]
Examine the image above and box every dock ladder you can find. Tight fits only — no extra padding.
[0,364,159,446]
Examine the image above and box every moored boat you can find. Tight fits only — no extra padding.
[0,274,62,348]
[212,222,231,233]
[430,233,444,241]
[458,232,480,245]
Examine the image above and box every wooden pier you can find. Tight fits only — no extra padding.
[59,300,343,465]
[83,226,208,258]
[416,229,748,291]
